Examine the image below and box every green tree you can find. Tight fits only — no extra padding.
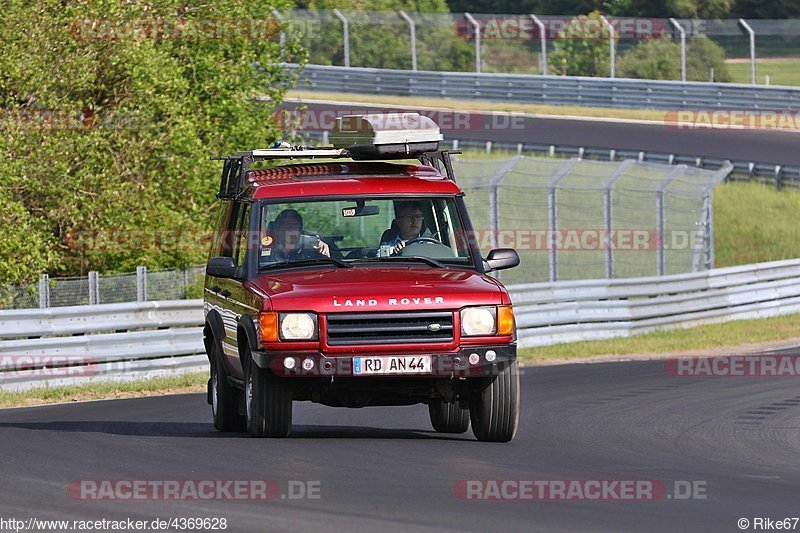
[732,0,800,18]
[548,11,612,77]
[666,0,733,17]
[0,0,302,284]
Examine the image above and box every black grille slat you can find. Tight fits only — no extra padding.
[328,324,454,334]
[326,311,454,345]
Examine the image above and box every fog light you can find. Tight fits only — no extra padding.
[302,358,315,371]
[485,350,497,362]
[283,357,297,370]
[468,353,480,365]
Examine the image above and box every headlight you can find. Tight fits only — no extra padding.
[279,313,317,340]
[460,306,496,336]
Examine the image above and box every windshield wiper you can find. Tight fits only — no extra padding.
[358,256,446,269]
[262,257,352,269]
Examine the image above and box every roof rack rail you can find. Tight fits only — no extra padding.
[211,113,458,199]
[211,147,462,200]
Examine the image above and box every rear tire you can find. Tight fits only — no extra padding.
[470,360,520,442]
[245,354,292,438]
[429,399,470,433]
[211,346,246,432]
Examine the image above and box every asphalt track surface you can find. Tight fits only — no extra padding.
[281,100,800,166]
[2,359,800,532]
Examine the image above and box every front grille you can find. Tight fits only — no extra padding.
[326,311,455,345]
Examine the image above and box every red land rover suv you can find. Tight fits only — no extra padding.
[203,113,521,441]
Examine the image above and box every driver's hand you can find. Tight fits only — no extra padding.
[393,241,407,254]
[316,240,330,257]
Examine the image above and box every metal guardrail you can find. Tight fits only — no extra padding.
[4,257,800,389]
[286,63,800,111]
[0,301,205,391]
[0,300,201,338]
[511,258,800,348]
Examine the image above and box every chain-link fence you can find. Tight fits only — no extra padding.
[0,266,205,310]
[0,155,732,307]
[276,9,800,81]
[454,156,731,284]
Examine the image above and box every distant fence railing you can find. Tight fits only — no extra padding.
[3,258,800,390]
[276,10,800,81]
[1,265,205,310]
[286,63,800,111]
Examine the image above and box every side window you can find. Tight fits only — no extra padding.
[210,202,232,258]
[232,203,251,270]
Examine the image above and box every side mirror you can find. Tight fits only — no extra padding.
[484,248,520,272]
[206,256,237,278]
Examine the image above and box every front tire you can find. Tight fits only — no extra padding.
[470,360,520,442]
[245,354,292,438]
[429,399,470,433]
[211,346,245,432]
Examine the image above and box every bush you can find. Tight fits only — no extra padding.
[687,36,731,83]
[618,35,730,82]
[618,38,681,80]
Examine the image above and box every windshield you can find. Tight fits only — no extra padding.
[258,197,474,269]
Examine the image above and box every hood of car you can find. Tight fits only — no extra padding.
[247,266,505,313]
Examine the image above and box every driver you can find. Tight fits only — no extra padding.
[380,201,430,254]
[264,209,330,262]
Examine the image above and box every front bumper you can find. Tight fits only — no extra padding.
[252,345,516,378]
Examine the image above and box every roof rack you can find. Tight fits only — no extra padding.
[211,147,461,200]
[212,112,460,199]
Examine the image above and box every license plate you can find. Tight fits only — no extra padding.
[353,356,432,376]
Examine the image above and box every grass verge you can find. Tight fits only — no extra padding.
[519,313,800,364]
[713,181,800,267]
[726,58,800,87]
[0,372,207,409]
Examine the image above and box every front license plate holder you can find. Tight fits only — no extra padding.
[352,355,432,376]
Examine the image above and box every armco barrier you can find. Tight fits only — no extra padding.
[286,63,800,111]
[0,301,206,392]
[511,258,800,347]
[4,258,800,390]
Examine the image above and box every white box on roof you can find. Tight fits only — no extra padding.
[331,113,443,158]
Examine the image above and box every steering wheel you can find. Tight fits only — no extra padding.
[404,237,440,246]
